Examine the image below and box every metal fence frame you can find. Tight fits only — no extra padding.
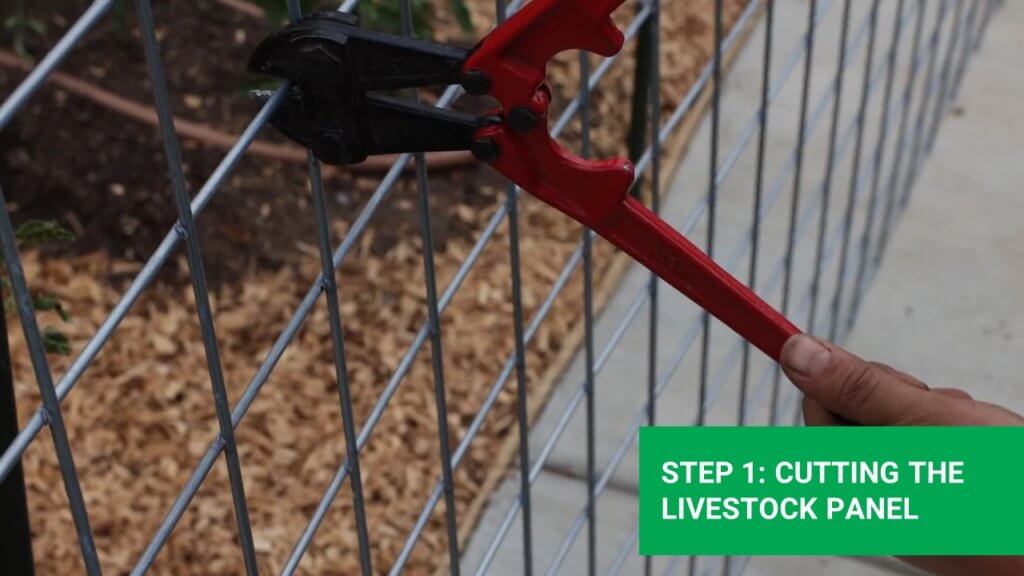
[0,0,998,574]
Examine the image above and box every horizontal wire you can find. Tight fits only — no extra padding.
[635,0,762,175]
[0,83,292,484]
[0,0,983,569]
[521,3,917,571]
[471,3,770,567]
[384,5,657,572]
[546,45,887,575]
[593,0,969,572]
[0,0,450,488]
[0,0,115,130]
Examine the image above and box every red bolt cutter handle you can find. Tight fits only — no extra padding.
[468,0,801,360]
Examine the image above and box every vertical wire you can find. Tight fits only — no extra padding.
[133,1,260,573]
[903,0,963,217]
[974,0,996,51]
[737,0,774,428]
[876,0,947,264]
[922,0,965,162]
[694,4,724,572]
[771,0,819,426]
[494,2,534,572]
[696,0,725,432]
[951,0,981,101]
[644,0,661,572]
[399,2,461,572]
[283,4,372,573]
[808,0,853,338]
[849,0,912,331]
[829,0,880,341]
[0,187,101,575]
[579,47,598,576]
[905,0,951,192]
[645,0,662,435]
[305,156,374,576]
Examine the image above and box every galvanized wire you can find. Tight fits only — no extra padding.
[134,0,260,573]
[397,1,463,572]
[808,0,853,338]
[0,187,101,574]
[849,0,916,330]
[829,0,880,342]
[0,0,115,131]
[567,8,921,567]
[736,0,775,429]
[0,0,993,573]
[877,0,950,262]
[644,1,662,574]
[771,0,820,425]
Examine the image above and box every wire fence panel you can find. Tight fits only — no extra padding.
[0,0,997,574]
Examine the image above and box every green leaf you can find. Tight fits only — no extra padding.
[43,327,70,356]
[26,18,45,35]
[450,0,473,33]
[33,294,71,322]
[15,219,75,247]
[32,293,57,311]
[5,6,46,62]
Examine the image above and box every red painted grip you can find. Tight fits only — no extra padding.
[470,0,801,360]
[598,198,800,360]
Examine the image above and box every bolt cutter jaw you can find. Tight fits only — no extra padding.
[248,11,471,95]
[264,86,498,165]
[248,3,802,361]
[248,11,499,165]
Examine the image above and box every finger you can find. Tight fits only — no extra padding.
[802,396,844,426]
[780,335,956,426]
[899,556,1024,576]
[932,387,973,400]
[868,361,928,390]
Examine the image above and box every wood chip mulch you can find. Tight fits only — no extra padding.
[5,0,749,573]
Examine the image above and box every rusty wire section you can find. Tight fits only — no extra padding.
[0,0,998,574]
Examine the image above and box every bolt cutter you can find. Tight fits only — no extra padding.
[248,0,801,360]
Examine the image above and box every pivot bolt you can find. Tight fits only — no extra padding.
[313,131,354,165]
[462,70,492,96]
[471,138,500,163]
[508,106,539,133]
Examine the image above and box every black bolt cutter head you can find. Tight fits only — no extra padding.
[248,11,497,165]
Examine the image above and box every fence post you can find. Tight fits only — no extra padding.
[0,281,36,575]
[627,1,654,196]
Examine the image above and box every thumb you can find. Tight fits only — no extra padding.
[780,334,949,426]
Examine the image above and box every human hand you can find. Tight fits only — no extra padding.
[779,334,1024,576]
[780,334,1024,427]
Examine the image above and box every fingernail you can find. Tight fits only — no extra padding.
[784,335,831,377]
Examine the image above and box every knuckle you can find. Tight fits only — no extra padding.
[836,363,884,411]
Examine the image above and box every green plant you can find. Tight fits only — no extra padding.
[3,1,46,62]
[448,0,472,33]
[1,220,75,355]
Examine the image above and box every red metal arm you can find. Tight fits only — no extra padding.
[469,0,801,360]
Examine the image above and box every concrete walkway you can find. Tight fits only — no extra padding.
[463,1,1022,574]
